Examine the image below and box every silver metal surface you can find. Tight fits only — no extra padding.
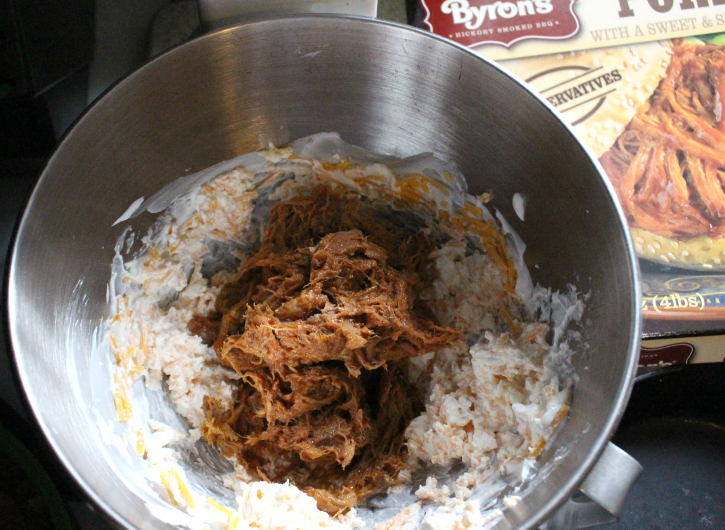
[546,495,617,530]
[198,0,377,28]
[580,442,643,517]
[548,442,643,529]
[8,16,642,530]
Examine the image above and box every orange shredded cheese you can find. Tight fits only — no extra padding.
[551,405,570,431]
[457,213,517,294]
[144,246,161,267]
[110,310,132,324]
[115,347,133,364]
[208,497,231,516]
[160,471,177,505]
[528,437,547,457]
[462,201,483,217]
[113,373,132,423]
[170,468,195,508]
[321,157,352,171]
[352,175,385,188]
[135,427,145,456]
[396,174,450,196]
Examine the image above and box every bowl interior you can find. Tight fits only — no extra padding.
[8,16,640,530]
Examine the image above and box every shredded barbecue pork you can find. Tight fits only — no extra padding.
[190,186,460,514]
[600,42,725,239]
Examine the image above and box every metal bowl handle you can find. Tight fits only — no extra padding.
[546,442,643,529]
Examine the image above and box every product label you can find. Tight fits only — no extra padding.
[501,36,725,326]
[641,272,725,319]
[420,0,725,60]
[639,342,694,366]
[420,0,580,48]
[542,68,622,119]
[641,335,725,364]
[417,2,725,332]
[502,40,671,157]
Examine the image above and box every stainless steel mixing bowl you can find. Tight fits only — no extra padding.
[7,15,641,530]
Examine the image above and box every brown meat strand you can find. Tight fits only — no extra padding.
[599,42,725,239]
[192,186,458,514]
[201,361,422,514]
[224,229,457,375]
[202,364,374,469]
[213,187,436,319]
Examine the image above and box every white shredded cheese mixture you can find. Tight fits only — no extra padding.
[106,135,578,530]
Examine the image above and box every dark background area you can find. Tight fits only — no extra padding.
[0,1,723,529]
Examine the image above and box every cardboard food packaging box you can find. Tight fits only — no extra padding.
[413,0,725,367]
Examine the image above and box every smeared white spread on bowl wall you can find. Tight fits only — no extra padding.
[104,133,581,530]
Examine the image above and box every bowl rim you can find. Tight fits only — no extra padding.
[6,13,643,530]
